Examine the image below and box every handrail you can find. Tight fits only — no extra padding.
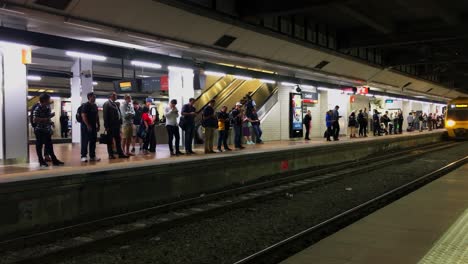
[258,88,279,121]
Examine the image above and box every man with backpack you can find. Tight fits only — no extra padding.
[303,110,312,140]
[79,92,101,162]
[32,93,64,167]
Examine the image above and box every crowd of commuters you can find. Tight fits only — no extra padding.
[31,92,444,167]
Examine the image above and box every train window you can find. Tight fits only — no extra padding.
[447,107,468,120]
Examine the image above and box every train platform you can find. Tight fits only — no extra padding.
[0,130,445,240]
[0,130,444,183]
[282,163,468,264]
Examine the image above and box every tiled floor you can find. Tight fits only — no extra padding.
[0,130,443,184]
[281,163,468,264]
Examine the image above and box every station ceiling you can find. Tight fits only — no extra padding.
[233,0,468,93]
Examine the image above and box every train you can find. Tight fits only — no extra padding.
[445,97,468,139]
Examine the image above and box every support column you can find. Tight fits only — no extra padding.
[0,42,28,164]
[70,59,93,144]
[168,68,194,147]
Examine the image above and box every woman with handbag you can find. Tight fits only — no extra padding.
[140,106,154,155]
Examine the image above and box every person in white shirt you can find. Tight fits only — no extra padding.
[120,94,135,156]
[165,99,183,156]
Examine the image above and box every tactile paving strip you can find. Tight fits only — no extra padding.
[418,209,468,264]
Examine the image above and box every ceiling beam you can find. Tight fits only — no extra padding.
[332,3,395,34]
[394,0,461,26]
[236,0,349,17]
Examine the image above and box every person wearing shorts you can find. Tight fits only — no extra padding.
[120,94,135,156]
[132,100,143,153]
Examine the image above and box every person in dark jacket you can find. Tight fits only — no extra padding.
[231,102,244,149]
[348,111,357,138]
[332,105,341,140]
[217,106,231,152]
[357,109,366,137]
[103,92,129,159]
[373,109,382,136]
[202,99,217,154]
[397,110,404,134]
[325,110,333,141]
[303,110,312,140]
[181,98,197,154]
[59,111,69,138]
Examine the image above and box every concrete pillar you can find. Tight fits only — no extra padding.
[168,68,194,146]
[0,42,28,164]
[70,59,93,144]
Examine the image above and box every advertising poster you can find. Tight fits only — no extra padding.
[290,93,304,138]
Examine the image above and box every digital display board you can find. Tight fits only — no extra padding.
[113,80,139,93]
[290,93,303,138]
[141,77,161,93]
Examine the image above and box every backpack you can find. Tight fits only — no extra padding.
[30,103,40,128]
[75,104,84,123]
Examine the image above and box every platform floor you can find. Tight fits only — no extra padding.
[282,163,468,264]
[0,130,442,184]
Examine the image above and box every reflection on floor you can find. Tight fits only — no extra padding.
[0,130,444,183]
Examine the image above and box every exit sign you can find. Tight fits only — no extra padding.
[385,99,394,103]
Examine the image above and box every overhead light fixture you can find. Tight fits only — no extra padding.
[65,51,107,61]
[204,71,226,77]
[281,82,297,86]
[301,85,316,89]
[27,75,42,81]
[92,81,98,85]
[90,38,147,50]
[131,60,162,69]
[137,75,151,78]
[64,20,103,31]
[234,75,252,80]
[0,7,25,15]
[317,87,334,91]
[168,66,193,72]
[260,79,276,84]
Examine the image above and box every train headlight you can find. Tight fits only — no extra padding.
[446,120,456,127]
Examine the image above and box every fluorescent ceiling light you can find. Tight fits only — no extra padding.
[50,96,61,100]
[65,51,107,61]
[204,71,225,77]
[301,85,316,89]
[64,19,102,31]
[281,82,297,86]
[260,79,276,84]
[137,75,151,78]
[27,75,42,81]
[168,66,193,72]
[318,87,333,91]
[92,81,98,85]
[234,75,252,80]
[131,60,162,69]
[90,38,147,50]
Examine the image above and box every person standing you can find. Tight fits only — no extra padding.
[428,113,433,131]
[103,92,128,159]
[217,106,231,152]
[202,99,217,154]
[242,111,254,145]
[407,112,414,131]
[132,100,143,153]
[397,110,404,134]
[381,111,390,135]
[231,102,244,149]
[80,92,101,162]
[348,111,357,138]
[332,105,341,141]
[165,99,183,156]
[303,110,312,140]
[325,110,333,142]
[393,111,399,134]
[141,106,154,155]
[357,109,365,137]
[32,93,64,167]
[145,98,158,152]
[418,113,424,132]
[363,107,369,137]
[181,98,197,154]
[250,108,263,144]
[59,111,69,138]
[373,109,382,136]
[388,113,394,134]
[121,94,135,156]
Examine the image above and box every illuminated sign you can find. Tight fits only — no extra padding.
[119,82,132,91]
[451,104,468,108]
[302,91,318,104]
[385,99,394,103]
[21,47,32,64]
[357,86,369,95]
[350,95,356,103]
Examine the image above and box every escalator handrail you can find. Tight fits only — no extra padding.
[195,79,244,116]
[193,76,235,114]
[251,84,279,110]
[193,76,224,101]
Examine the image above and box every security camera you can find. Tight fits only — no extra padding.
[295,85,302,93]
[81,70,92,78]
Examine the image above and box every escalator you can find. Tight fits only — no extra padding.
[193,75,235,112]
[214,79,263,111]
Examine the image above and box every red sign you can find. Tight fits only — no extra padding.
[350,95,356,103]
[160,75,169,91]
[281,160,289,171]
[357,86,369,95]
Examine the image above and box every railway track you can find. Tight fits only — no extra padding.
[233,155,468,264]
[0,141,460,264]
